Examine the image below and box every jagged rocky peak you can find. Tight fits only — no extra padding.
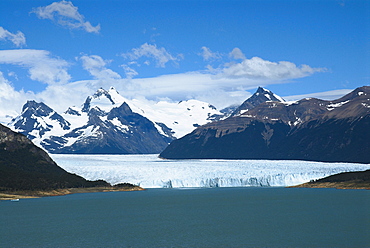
[9,100,71,142]
[231,87,285,116]
[65,107,81,116]
[82,87,124,113]
[94,87,115,103]
[13,100,70,130]
[108,102,133,117]
[254,87,285,102]
[88,106,107,117]
[21,100,54,117]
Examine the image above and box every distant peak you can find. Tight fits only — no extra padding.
[26,100,37,104]
[94,87,108,95]
[252,87,284,102]
[256,87,270,93]
[92,88,115,104]
[81,87,118,113]
[22,100,51,112]
[230,87,284,116]
[65,107,81,116]
[108,86,121,95]
[20,100,55,118]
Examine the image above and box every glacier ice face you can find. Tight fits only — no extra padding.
[51,154,370,188]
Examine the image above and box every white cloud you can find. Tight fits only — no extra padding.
[229,47,246,60]
[116,52,325,108]
[68,51,326,109]
[121,64,138,79]
[199,46,221,61]
[120,72,262,108]
[0,47,330,122]
[0,72,34,123]
[32,0,100,34]
[0,72,22,101]
[122,43,183,68]
[199,47,325,82]
[0,27,26,47]
[79,55,121,80]
[283,89,353,101]
[0,49,71,85]
[219,56,326,80]
[8,71,18,80]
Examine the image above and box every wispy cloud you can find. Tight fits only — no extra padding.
[31,0,100,34]
[79,55,121,80]
[0,27,26,47]
[199,46,222,61]
[122,43,183,68]
[121,64,138,79]
[0,49,70,85]
[283,89,353,101]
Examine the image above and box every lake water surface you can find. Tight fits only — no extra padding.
[1,187,369,248]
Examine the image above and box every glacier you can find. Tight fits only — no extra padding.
[51,154,370,188]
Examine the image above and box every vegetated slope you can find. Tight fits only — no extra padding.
[160,86,370,163]
[0,123,109,191]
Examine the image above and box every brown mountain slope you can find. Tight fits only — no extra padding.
[160,86,370,163]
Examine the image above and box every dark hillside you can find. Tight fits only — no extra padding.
[160,86,370,163]
[0,123,109,191]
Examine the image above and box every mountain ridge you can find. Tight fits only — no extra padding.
[8,87,220,154]
[159,86,370,163]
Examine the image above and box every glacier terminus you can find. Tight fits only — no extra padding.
[51,154,370,189]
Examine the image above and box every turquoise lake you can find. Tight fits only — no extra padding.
[1,187,369,248]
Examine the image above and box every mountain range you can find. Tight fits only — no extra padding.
[6,85,370,161]
[8,87,220,154]
[160,86,370,163]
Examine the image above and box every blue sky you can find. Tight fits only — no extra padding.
[0,0,368,119]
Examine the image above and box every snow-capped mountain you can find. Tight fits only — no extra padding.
[231,87,285,117]
[8,87,221,154]
[71,87,221,138]
[10,100,71,146]
[160,86,370,163]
